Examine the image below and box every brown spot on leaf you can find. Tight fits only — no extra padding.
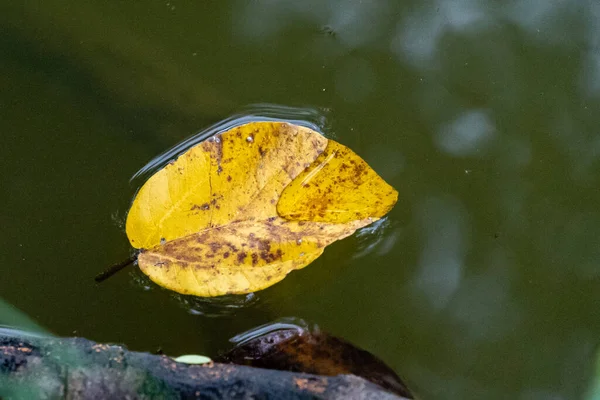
[215,135,224,174]
[196,233,210,243]
[237,252,247,264]
[258,240,271,252]
[225,243,239,252]
[165,250,199,263]
[191,203,210,211]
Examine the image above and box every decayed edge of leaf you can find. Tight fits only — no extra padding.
[137,217,370,297]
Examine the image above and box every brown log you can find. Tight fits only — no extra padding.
[0,332,408,399]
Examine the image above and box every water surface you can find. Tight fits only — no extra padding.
[1,1,600,399]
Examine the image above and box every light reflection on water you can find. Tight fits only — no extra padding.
[410,195,470,311]
[228,317,309,346]
[434,109,496,158]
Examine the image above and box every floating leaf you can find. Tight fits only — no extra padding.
[173,354,212,364]
[126,121,397,296]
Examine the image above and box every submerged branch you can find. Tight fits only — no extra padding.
[95,253,138,283]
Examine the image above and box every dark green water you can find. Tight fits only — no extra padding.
[2,1,600,399]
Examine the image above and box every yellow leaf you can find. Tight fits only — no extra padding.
[277,140,398,224]
[125,121,397,297]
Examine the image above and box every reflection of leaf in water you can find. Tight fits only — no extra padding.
[216,318,413,398]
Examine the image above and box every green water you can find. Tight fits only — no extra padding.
[2,1,600,399]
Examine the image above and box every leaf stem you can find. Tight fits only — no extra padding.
[95,254,138,283]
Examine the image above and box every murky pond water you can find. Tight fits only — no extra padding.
[2,1,600,399]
